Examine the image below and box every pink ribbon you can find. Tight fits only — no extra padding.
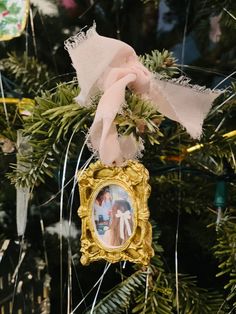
[65,26,222,166]
[89,57,151,165]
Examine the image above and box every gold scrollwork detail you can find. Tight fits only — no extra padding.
[78,160,154,266]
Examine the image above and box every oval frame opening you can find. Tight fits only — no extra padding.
[92,184,134,249]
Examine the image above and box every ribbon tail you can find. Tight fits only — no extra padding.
[149,78,221,138]
[89,73,137,165]
[124,219,132,237]
[120,217,125,240]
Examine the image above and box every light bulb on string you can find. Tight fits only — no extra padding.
[214,180,227,226]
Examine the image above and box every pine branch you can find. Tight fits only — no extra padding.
[7,76,235,192]
[132,267,173,314]
[6,81,88,188]
[6,82,163,188]
[86,223,226,313]
[0,52,52,96]
[85,270,147,314]
[116,92,163,145]
[214,213,236,308]
[87,224,170,314]
[132,264,227,314]
[140,50,179,77]
[168,274,227,313]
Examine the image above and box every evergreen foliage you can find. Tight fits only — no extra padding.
[87,270,147,314]
[2,47,236,313]
[0,1,236,313]
[89,228,228,313]
[140,49,179,77]
[214,212,236,308]
[0,52,52,96]
[6,53,166,188]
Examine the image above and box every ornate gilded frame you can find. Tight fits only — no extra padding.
[78,160,154,265]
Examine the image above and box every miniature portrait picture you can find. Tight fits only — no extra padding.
[92,184,134,248]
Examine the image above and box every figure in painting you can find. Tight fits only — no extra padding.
[103,200,133,247]
[94,187,112,235]
[93,185,134,246]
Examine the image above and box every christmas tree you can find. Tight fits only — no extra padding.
[0,1,236,313]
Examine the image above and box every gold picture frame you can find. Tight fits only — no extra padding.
[78,160,154,266]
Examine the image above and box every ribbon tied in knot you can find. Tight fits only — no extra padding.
[65,25,221,166]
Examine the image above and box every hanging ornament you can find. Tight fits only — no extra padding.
[0,0,30,41]
[78,160,153,265]
[65,24,222,265]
